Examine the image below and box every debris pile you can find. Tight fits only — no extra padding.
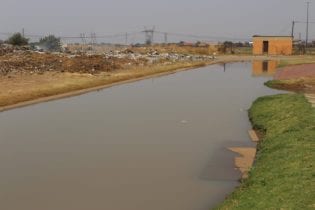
[0,44,215,76]
[0,51,144,75]
[0,44,31,56]
[103,49,213,63]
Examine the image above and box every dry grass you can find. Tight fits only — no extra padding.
[278,55,315,67]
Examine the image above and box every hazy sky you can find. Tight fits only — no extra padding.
[0,0,314,43]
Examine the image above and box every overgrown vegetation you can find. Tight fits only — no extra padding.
[216,94,315,210]
[6,33,29,46]
[38,35,62,51]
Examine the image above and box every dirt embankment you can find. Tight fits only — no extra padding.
[0,47,214,110]
[275,64,315,80]
[267,63,315,92]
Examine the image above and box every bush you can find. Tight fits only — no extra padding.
[6,33,29,46]
[38,35,62,52]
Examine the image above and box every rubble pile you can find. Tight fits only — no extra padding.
[104,49,213,63]
[0,44,31,56]
[0,51,146,76]
[0,44,214,76]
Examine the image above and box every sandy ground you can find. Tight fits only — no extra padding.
[228,129,260,179]
[228,147,257,179]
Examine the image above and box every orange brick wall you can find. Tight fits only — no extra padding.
[253,37,293,55]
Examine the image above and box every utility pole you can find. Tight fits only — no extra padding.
[80,33,87,45]
[164,33,168,44]
[306,2,310,48]
[291,21,295,38]
[22,28,25,37]
[90,32,97,45]
[80,33,87,52]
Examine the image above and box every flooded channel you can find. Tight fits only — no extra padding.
[0,62,283,210]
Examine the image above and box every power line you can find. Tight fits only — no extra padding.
[155,31,250,41]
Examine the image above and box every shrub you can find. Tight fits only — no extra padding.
[6,33,29,46]
[38,35,62,52]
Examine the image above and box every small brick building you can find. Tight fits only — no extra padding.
[252,35,293,55]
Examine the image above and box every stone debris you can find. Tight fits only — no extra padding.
[0,44,215,76]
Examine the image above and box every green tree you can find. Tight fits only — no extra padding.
[39,35,62,51]
[6,33,29,46]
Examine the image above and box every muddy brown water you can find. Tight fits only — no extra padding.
[0,62,284,210]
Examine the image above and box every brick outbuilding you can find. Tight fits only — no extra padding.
[252,35,293,55]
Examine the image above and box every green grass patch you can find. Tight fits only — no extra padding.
[215,94,315,210]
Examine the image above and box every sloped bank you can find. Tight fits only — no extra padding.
[265,63,315,93]
[215,94,315,209]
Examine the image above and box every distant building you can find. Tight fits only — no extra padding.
[252,35,293,55]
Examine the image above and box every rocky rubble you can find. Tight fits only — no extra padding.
[103,49,214,63]
[0,44,214,76]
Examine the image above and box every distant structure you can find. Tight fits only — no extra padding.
[252,35,293,55]
[142,27,155,45]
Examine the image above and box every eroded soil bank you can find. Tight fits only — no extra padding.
[267,63,315,93]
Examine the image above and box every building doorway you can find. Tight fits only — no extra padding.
[263,41,269,54]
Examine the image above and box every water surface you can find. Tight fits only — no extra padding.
[0,62,283,210]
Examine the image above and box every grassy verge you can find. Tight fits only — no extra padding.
[216,94,315,209]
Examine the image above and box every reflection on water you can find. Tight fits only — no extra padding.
[0,63,284,210]
[252,60,278,76]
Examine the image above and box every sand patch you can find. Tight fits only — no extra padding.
[228,147,257,179]
[248,130,259,142]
